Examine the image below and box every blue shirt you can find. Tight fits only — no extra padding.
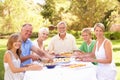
[21,39,32,66]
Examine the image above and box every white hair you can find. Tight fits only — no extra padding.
[39,27,49,34]
[57,21,67,27]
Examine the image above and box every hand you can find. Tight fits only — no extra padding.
[41,57,53,63]
[73,51,83,57]
[49,51,55,55]
[30,54,40,61]
[82,57,94,62]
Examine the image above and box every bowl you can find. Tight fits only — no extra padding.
[46,65,56,69]
[44,63,56,69]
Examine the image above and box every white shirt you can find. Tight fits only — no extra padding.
[47,33,77,54]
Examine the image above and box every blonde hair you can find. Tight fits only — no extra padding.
[81,28,92,36]
[7,33,21,57]
[94,23,105,31]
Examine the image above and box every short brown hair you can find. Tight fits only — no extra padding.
[81,28,92,36]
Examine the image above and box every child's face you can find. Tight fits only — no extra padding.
[13,38,22,49]
[81,32,91,42]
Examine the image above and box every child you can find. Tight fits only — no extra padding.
[3,33,42,80]
[74,28,97,65]
[75,23,116,80]
[79,28,95,53]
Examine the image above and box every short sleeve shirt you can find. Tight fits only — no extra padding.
[21,39,33,66]
[47,33,78,54]
[79,40,96,53]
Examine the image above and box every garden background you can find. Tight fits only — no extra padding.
[0,0,120,80]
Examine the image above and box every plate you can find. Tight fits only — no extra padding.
[61,63,86,68]
[60,52,72,58]
[54,57,70,64]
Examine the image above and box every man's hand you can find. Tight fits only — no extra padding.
[30,54,40,61]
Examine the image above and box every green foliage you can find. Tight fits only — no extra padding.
[69,0,119,31]
[0,0,44,33]
[0,49,5,80]
[1,0,120,33]
[105,32,120,40]
[40,0,56,24]
[49,30,57,37]
[68,30,81,39]
[30,32,38,38]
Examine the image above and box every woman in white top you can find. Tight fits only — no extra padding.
[4,33,42,80]
[74,23,116,80]
[32,27,53,62]
[32,27,49,51]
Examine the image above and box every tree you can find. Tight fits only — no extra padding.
[40,0,55,25]
[0,0,44,33]
[69,0,118,31]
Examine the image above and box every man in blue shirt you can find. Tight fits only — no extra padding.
[20,24,51,66]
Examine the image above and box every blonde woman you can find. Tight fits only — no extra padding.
[74,23,116,80]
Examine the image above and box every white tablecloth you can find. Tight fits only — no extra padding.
[23,61,97,80]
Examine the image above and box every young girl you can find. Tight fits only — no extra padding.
[4,33,42,80]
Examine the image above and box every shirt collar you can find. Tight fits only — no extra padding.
[57,33,68,40]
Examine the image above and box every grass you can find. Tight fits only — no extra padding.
[0,38,120,80]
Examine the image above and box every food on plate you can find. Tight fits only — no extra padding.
[75,58,82,61]
[73,50,84,54]
[60,52,72,57]
[69,64,86,68]
[54,57,70,63]
[64,64,86,68]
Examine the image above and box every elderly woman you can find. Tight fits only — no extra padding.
[32,27,52,62]
[74,23,116,80]
[32,27,49,51]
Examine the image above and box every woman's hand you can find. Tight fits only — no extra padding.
[82,57,95,62]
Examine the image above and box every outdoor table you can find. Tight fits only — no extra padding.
[23,59,97,80]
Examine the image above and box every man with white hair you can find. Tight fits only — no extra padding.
[47,21,78,55]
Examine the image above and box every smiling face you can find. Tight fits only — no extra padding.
[7,33,22,50]
[94,23,105,39]
[94,26,104,39]
[81,32,91,42]
[57,22,67,35]
[81,28,92,43]
[13,37,22,49]
[21,24,33,41]
[38,28,49,41]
